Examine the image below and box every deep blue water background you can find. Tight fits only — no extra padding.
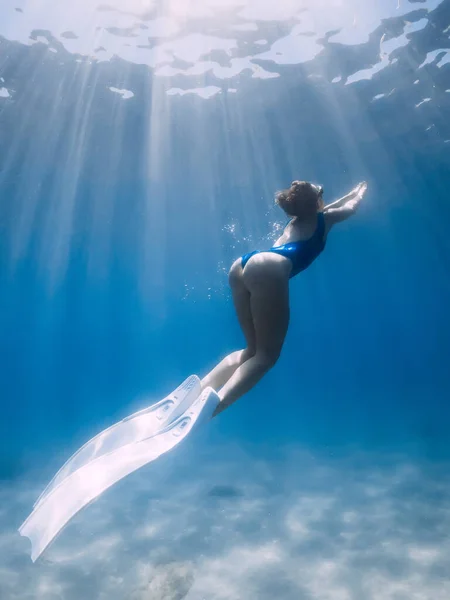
[0,2,450,596]
[1,40,450,474]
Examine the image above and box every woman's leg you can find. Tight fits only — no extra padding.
[213,261,290,416]
[201,260,256,392]
[200,348,252,392]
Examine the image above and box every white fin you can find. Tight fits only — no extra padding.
[19,387,219,563]
[34,375,201,509]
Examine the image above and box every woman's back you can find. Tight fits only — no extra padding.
[274,212,323,246]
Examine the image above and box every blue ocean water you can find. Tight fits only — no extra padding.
[1,0,450,597]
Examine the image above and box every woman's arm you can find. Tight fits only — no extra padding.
[323,182,366,213]
[325,182,368,225]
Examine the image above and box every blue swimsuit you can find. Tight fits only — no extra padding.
[241,212,326,279]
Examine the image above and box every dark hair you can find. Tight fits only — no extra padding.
[275,180,322,218]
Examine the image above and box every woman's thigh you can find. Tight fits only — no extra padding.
[242,254,290,360]
[229,259,256,353]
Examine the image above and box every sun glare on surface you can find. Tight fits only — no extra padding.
[0,0,447,290]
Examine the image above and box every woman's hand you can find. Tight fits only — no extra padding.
[351,181,368,198]
[324,181,368,213]
[325,181,368,225]
[356,181,368,197]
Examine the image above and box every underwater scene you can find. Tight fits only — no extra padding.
[1,0,450,598]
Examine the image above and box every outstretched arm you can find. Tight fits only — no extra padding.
[325,182,367,224]
[324,182,367,211]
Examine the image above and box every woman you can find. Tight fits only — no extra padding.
[202,180,368,416]
[18,180,368,563]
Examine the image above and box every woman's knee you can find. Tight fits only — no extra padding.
[254,350,280,372]
[240,347,256,363]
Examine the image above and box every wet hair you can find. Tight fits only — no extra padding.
[275,180,322,218]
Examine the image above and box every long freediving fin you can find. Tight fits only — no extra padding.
[19,387,219,563]
[34,375,201,509]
